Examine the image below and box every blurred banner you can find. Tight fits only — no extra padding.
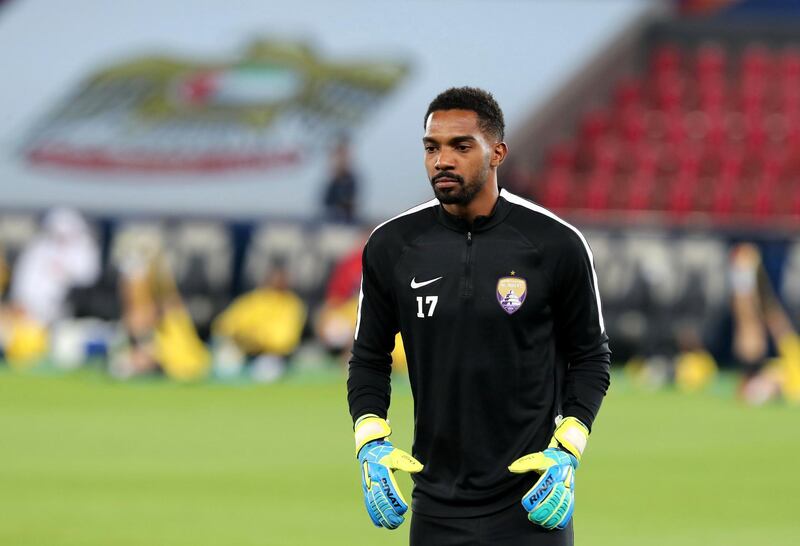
[0,0,653,218]
[23,39,410,173]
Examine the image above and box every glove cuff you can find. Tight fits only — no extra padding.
[552,416,589,461]
[354,414,391,456]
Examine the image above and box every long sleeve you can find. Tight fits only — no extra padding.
[552,231,611,431]
[347,236,399,423]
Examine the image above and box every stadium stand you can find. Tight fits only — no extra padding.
[529,26,800,227]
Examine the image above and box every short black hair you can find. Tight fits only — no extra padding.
[424,86,505,141]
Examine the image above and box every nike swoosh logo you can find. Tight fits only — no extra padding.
[410,276,443,289]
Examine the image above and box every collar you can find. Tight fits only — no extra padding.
[435,190,512,233]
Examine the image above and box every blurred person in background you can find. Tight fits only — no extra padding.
[315,233,407,368]
[0,245,11,360]
[730,243,800,405]
[211,260,306,382]
[111,233,209,381]
[0,208,99,368]
[0,244,8,297]
[315,239,363,359]
[321,138,359,223]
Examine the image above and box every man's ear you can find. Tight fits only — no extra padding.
[491,141,508,168]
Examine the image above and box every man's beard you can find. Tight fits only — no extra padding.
[430,165,490,206]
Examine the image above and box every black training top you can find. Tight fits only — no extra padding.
[347,188,611,518]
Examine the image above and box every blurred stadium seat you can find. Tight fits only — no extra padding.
[244,222,308,293]
[167,220,232,336]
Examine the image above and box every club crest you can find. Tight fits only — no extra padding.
[497,275,527,315]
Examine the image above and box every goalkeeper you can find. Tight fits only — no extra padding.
[348,87,611,545]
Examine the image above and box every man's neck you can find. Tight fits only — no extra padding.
[442,181,499,224]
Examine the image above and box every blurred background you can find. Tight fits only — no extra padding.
[0,0,799,545]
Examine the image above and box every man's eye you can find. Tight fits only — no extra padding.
[425,146,437,153]
[457,145,470,152]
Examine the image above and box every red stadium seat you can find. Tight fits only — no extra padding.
[651,43,682,76]
[743,115,768,149]
[613,78,643,111]
[630,143,660,175]
[695,42,727,78]
[780,84,800,116]
[762,146,787,178]
[619,109,647,144]
[741,43,773,79]
[666,113,690,145]
[652,75,685,112]
[584,171,613,210]
[753,183,776,220]
[580,110,611,144]
[791,188,800,218]
[667,171,698,217]
[540,169,573,210]
[731,179,760,215]
[588,138,619,174]
[626,169,656,210]
[764,113,789,144]
[545,142,578,170]
[779,47,800,80]
[711,185,734,218]
[696,78,728,112]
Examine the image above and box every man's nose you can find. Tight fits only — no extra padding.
[435,150,455,170]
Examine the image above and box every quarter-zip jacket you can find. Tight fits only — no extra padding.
[348,188,611,517]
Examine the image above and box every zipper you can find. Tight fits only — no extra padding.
[462,231,473,297]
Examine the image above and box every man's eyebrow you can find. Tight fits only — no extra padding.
[422,135,478,144]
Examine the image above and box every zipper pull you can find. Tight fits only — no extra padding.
[467,231,472,245]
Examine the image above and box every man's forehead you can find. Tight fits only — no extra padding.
[424,109,481,137]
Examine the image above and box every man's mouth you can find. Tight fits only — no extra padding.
[433,175,462,188]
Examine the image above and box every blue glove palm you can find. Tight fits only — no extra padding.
[509,448,578,530]
[358,440,423,530]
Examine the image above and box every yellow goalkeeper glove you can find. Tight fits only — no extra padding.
[509,416,589,530]
[354,414,423,530]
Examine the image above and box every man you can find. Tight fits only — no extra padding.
[347,87,611,545]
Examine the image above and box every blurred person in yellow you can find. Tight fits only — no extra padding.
[211,262,306,382]
[673,325,717,392]
[112,233,209,381]
[0,208,99,369]
[0,309,49,370]
[730,243,800,405]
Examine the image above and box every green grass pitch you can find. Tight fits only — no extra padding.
[0,367,797,545]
